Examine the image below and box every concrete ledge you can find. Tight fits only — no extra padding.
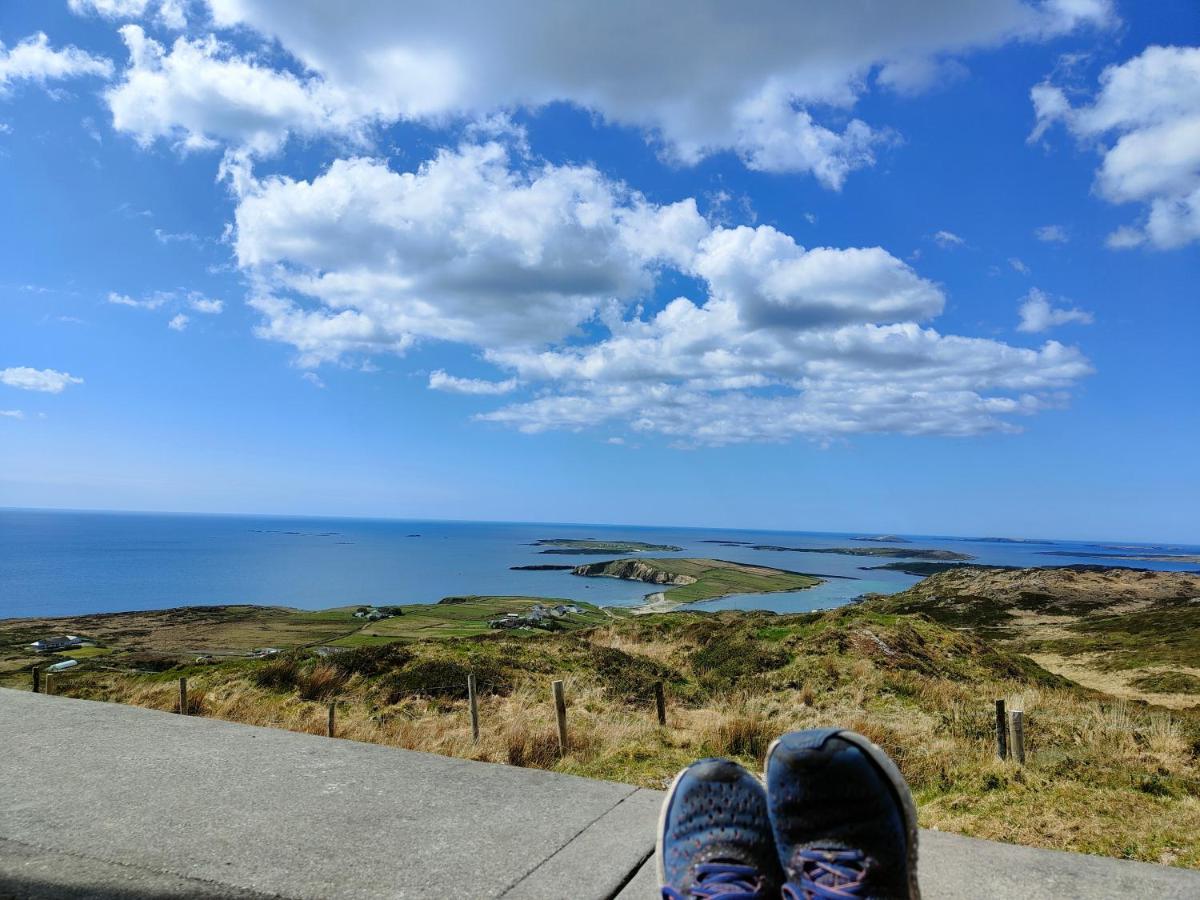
[2,689,1198,899]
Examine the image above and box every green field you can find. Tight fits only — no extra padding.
[574,557,822,605]
[0,598,614,683]
[334,597,615,644]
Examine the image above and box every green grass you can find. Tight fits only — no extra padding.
[0,598,610,685]
[578,557,820,605]
[1024,602,1200,671]
[348,597,610,643]
[55,646,114,659]
[1129,672,1200,694]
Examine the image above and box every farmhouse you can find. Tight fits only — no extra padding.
[29,635,83,653]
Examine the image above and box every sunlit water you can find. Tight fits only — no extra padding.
[2,508,1196,618]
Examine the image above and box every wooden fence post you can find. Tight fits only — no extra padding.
[178,677,188,715]
[468,674,480,742]
[327,701,336,738]
[552,679,567,755]
[994,699,1008,760]
[44,674,54,696]
[31,666,41,694]
[653,681,666,727]
[1010,710,1026,765]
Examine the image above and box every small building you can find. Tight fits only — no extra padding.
[29,635,83,654]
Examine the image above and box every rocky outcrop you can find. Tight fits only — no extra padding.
[572,559,697,586]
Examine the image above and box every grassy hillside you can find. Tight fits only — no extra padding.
[873,565,1200,707]
[19,602,1200,868]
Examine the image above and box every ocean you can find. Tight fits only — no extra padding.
[2,508,1198,619]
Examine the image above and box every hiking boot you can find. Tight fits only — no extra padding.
[657,757,783,899]
[765,729,919,899]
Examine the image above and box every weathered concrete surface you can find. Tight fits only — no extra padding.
[2,689,1198,899]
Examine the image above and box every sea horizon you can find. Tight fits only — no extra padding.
[4,507,1198,621]
[3,504,1195,551]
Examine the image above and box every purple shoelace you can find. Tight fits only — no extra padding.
[661,862,768,899]
[781,848,867,899]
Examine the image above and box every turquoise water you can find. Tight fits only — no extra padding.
[2,508,1197,619]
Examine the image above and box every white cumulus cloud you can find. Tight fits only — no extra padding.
[188,294,224,313]
[106,25,355,155]
[1017,287,1093,332]
[167,313,190,330]
[1031,45,1200,248]
[0,367,84,393]
[103,0,1113,184]
[428,371,518,396]
[933,230,965,248]
[0,33,113,96]
[0,409,25,419]
[69,0,189,30]
[1034,224,1069,243]
[231,141,1092,443]
[107,290,167,309]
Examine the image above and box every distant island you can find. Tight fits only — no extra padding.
[861,561,987,576]
[745,545,972,560]
[1039,550,1200,565]
[532,538,683,555]
[696,539,970,559]
[510,564,575,571]
[852,535,911,543]
[961,536,1049,544]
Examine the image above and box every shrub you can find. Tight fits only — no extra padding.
[330,643,412,678]
[690,637,789,683]
[252,656,349,700]
[296,664,346,701]
[123,653,181,673]
[253,655,303,692]
[505,722,561,768]
[712,711,774,761]
[588,645,675,702]
[382,659,472,702]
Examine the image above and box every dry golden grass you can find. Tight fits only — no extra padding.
[48,608,1200,869]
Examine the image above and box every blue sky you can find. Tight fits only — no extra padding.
[1,0,1197,542]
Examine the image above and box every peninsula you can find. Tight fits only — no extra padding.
[570,557,823,612]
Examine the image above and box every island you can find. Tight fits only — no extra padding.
[1038,550,1200,565]
[860,561,992,576]
[532,538,683,555]
[570,557,823,612]
[509,564,576,571]
[748,545,973,560]
[697,540,970,559]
